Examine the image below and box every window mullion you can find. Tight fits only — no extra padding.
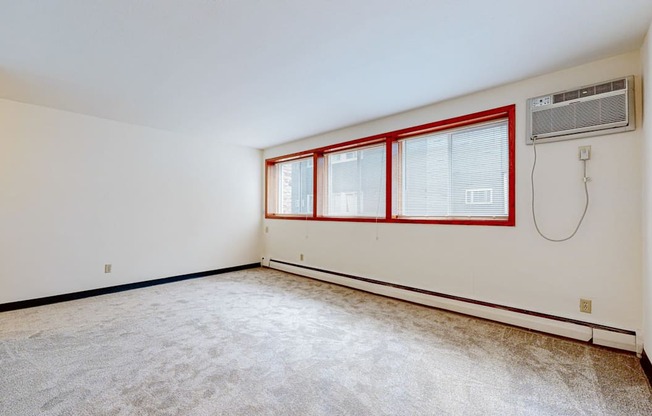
[313,153,319,218]
[447,133,453,217]
[277,167,283,214]
[386,137,393,220]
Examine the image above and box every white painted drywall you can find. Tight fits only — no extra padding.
[0,99,262,304]
[263,51,644,332]
[642,23,652,352]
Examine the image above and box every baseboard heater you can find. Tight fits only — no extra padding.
[266,258,638,353]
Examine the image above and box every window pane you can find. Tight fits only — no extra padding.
[326,145,385,217]
[277,157,313,215]
[402,133,450,216]
[450,123,508,217]
[400,120,508,218]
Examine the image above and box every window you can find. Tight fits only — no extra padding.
[265,105,514,226]
[466,189,493,205]
[267,156,313,215]
[397,120,508,219]
[324,144,386,217]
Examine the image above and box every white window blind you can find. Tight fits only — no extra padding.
[400,120,508,218]
[277,157,313,215]
[326,144,386,217]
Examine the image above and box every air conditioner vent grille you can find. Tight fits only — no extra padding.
[602,94,627,124]
[575,99,600,129]
[579,86,595,97]
[532,94,627,137]
[551,79,627,104]
[595,82,613,94]
[612,79,626,90]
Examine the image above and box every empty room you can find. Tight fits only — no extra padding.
[2,1,652,414]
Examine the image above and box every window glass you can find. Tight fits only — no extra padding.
[277,157,313,215]
[326,145,385,217]
[400,121,508,218]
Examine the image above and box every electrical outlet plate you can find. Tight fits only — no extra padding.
[579,146,591,160]
[104,264,112,273]
[580,298,592,313]
[300,254,304,261]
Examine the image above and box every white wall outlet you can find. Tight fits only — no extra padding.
[265,226,269,233]
[579,146,591,160]
[300,254,304,261]
[104,264,112,273]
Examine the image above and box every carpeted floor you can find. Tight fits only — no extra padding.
[0,267,650,415]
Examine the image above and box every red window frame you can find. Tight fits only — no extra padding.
[265,104,516,226]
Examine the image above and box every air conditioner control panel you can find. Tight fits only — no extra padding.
[531,95,552,108]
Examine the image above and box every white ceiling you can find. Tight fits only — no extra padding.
[1,1,651,149]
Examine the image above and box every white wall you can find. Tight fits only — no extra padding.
[0,99,262,304]
[264,51,644,332]
[642,23,652,352]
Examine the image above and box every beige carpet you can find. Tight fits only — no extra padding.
[0,267,650,415]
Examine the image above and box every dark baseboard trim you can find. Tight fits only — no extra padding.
[0,262,261,313]
[642,350,652,387]
[269,259,635,336]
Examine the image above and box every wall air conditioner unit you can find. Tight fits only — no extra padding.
[526,76,635,144]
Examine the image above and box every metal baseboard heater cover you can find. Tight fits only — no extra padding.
[266,259,638,352]
[526,76,635,144]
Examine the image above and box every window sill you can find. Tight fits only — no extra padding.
[265,214,514,226]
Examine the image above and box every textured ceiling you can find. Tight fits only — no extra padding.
[1,1,651,148]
